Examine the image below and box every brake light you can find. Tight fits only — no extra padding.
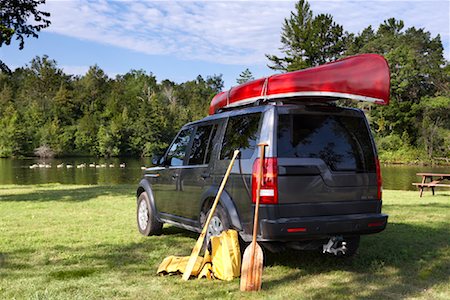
[375,157,382,200]
[287,227,307,233]
[252,157,278,204]
[368,221,385,227]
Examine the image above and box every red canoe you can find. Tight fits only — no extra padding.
[209,54,390,115]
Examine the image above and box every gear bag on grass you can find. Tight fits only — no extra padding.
[156,229,241,280]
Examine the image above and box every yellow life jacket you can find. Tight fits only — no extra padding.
[157,229,241,281]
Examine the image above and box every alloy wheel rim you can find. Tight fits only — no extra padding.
[207,216,223,241]
[138,200,149,230]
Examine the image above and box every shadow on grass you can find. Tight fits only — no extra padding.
[386,202,450,209]
[0,226,199,280]
[49,268,97,280]
[264,221,450,298]
[1,221,448,298]
[0,185,134,202]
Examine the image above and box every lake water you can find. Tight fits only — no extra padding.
[0,158,449,191]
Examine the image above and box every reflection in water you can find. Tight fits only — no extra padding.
[380,164,450,191]
[0,158,151,185]
[0,158,449,190]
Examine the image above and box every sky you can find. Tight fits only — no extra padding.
[2,0,449,89]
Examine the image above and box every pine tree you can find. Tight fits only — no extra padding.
[236,68,255,84]
[266,0,345,71]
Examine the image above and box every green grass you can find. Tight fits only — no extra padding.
[0,184,449,299]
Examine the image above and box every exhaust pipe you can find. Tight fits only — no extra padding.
[322,236,347,256]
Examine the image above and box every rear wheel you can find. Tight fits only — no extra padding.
[201,205,230,247]
[137,192,163,236]
[342,236,360,257]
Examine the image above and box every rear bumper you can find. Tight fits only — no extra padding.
[259,213,388,241]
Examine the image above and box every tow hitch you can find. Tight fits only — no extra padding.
[323,236,347,256]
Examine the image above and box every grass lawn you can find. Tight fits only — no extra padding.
[0,184,449,299]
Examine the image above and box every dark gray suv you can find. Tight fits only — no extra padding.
[136,102,388,256]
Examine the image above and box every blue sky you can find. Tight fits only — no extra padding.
[2,0,449,89]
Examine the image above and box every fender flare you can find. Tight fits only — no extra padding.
[136,179,162,222]
[200,186,242,231]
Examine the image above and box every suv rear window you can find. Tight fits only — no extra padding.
[220,113,261,160]
[277,114,375,172]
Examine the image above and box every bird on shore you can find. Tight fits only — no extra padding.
[29,164,38,169]
[119,163,126,168]
[66,164,73,168]
[89,163,96,168]
[109,164,114,168]
[45,164,52,168]
[57,163,64,168]
[77,163,86,168]
[100,164,106,168]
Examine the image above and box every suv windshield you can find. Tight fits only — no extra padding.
[277,113,376,172]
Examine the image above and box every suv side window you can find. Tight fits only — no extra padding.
[166,128,193,166]
[220,113,261,160]
[188,124,218,165]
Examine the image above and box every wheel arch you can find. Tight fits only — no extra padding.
[200,186,242,231]
[137,179,161,222]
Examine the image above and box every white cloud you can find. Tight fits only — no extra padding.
[44,0,449,65]
[60,65,90,76]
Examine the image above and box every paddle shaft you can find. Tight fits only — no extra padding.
[181,149,240,281]
[248,143,267,287]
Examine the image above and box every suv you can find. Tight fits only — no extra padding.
[136,102,388,256]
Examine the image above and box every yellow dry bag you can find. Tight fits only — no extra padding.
[157,229,241,281]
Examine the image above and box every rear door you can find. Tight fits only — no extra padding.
[276,107,378,207]
[177,121,221,219]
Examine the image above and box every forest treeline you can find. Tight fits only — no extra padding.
[0,58,223,157]
[0,0,449,162]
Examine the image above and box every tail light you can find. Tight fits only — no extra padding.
[375,157,382,200]
[252,157,278,204]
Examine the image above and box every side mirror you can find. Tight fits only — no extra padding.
[152,155,162,166]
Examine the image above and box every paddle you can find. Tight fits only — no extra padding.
[182,149,240,281]
[240,143,267,291]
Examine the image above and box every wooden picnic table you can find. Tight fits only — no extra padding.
[412,173,450,197]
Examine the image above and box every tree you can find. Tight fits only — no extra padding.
[266,0,345,71]
[236,68,255,84]
[18,56,68,119]
[0,104,25,157]
[417,96,450,158]
[0,0,51,73]
[349,18,447,147]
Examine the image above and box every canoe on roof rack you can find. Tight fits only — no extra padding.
[209,53,390,115]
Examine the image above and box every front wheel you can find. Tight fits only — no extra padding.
[137,192,163,236]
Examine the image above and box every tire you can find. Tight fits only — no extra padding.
[201,204,230,247]
[342,235,360,257]
[137,192,163,236]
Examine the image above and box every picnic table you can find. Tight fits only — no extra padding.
[412,173,450,197]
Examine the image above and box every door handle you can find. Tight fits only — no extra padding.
[172,174,179,180]
[200,173,210,179]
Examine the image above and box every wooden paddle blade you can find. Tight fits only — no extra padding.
[240,242,263,291]
[181,232,206,281]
